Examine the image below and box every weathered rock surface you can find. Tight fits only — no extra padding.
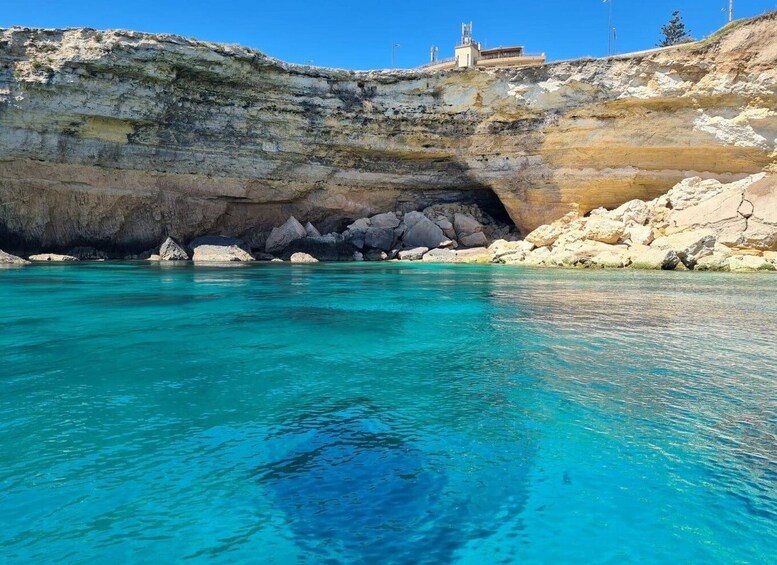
[2,14,777,254]
[402,212,448,249]
[290,252,318,263]
[421,248,458,263]
[728,254,776,271]
[28,253,78,261]
[158,237,189,260]
[265,217,306,254]
[190,236,254,262]
[0,249,30,264]
[651,229,716,268]
[398,246,428,261]
[500,172,776,271]
[304,222,322,238]
[364,227,395,251]
[459,232,488,247]
[631,248,681,270]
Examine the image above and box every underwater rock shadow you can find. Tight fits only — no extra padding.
[253,397,535,563]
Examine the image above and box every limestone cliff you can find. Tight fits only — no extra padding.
[1,13,776,253]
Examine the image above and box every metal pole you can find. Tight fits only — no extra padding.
[391,43,400,68]
[728,0,734,22]
[607,0,613,56]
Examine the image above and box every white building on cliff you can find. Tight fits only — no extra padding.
[422,22,545,70]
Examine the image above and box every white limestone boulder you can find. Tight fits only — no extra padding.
[28,253,78,262]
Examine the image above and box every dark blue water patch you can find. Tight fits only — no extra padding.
[254,398,533,564]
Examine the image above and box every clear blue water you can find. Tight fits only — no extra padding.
[1,262,775,564]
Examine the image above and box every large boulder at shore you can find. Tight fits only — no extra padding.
[28,253,78,262]
[459,232,488,247]
[402,212,447,249]
[489,240,532,264]
[651,229,716,268]
[290,252,319,263]
[364,227,395,251]
[631,248,680,270]
[421,248,457,263]
[282,234,357,261]
[453,213,483,238]
[190,236,254,262]
[525,223,563,247]
[728,255,776,272]
[159,237,189,260]
[581,218,625,244]
[265,216,307,254]
[192,245,254,262]
[0,250,30,265]
[434,217,457,240]
[398,247,428,261]
[369,212,400,229]
[610,199,650,225]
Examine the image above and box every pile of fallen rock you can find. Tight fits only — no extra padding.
[1,204,512,265]
[3,176,775,272]
[490,173,777,272]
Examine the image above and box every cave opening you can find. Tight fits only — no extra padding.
[333,187,516,234]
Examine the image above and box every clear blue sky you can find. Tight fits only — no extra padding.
[3,0,776,69]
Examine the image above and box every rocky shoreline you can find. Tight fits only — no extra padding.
[2,175,775,272]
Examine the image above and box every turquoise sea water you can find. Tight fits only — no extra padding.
[1,262,775,564]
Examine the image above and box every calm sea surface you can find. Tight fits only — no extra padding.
[1,262,775,563]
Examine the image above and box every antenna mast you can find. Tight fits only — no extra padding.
[728,0,734,22]
[461,22,473,45]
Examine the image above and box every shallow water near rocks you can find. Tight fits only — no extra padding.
[1,262,775,563]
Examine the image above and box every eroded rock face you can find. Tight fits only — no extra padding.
[0,250,29,264]
[1,14,777,253]
[498,172,776,271]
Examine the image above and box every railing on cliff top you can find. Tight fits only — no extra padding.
[478,51,545,61]
[419,52,546,69]
[419,57,455,68]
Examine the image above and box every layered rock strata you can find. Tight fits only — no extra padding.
[1,13,777,254]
